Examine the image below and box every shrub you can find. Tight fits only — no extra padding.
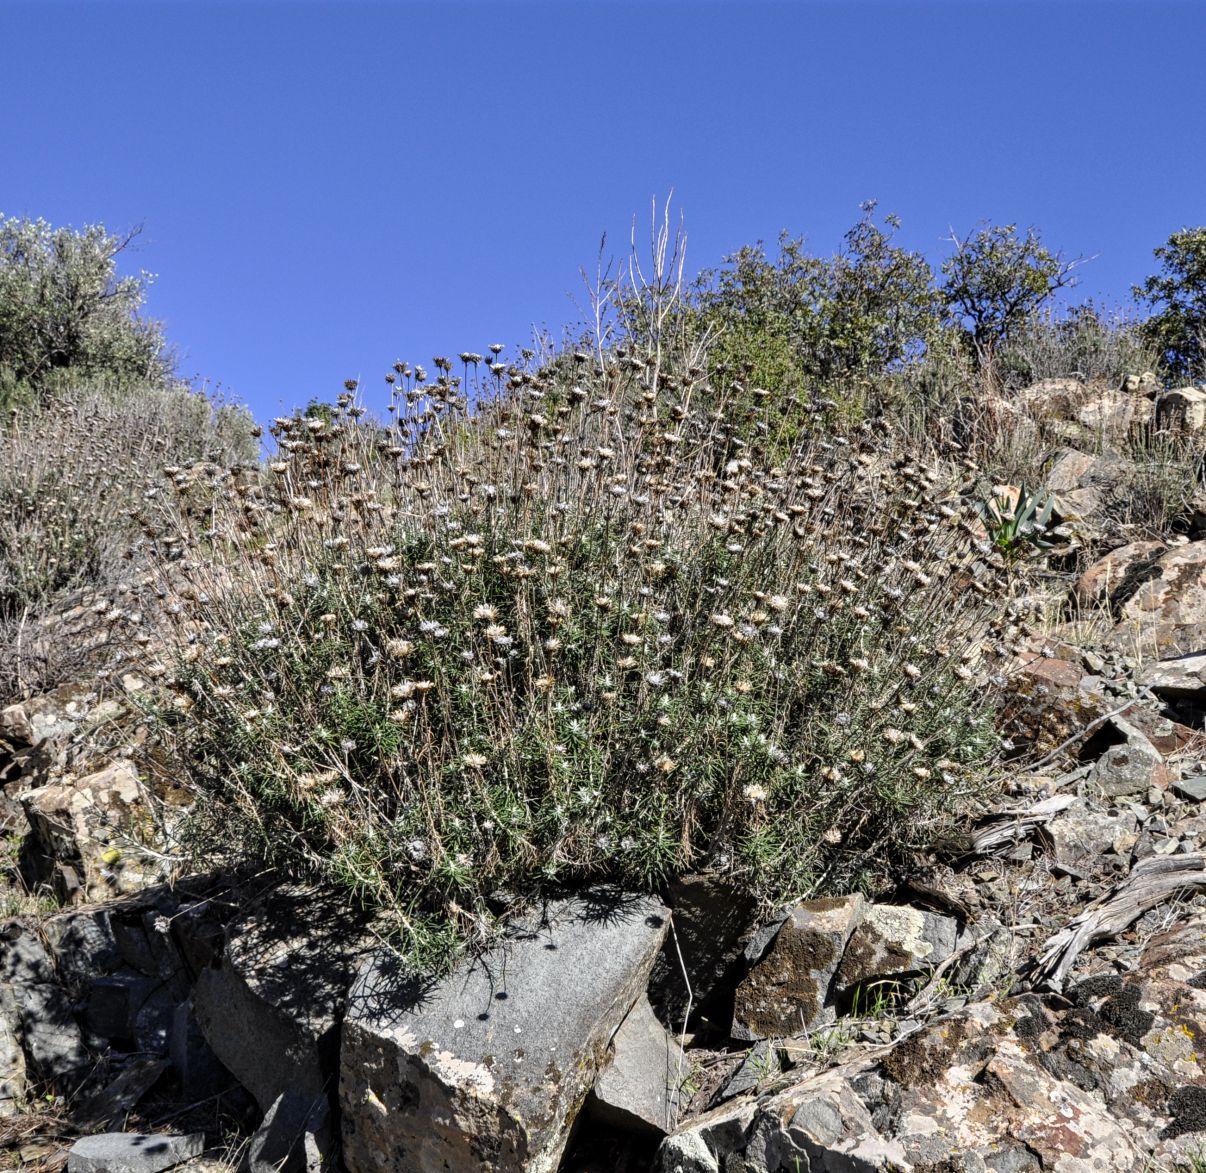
[941,223,1085,371]
[0,385,257,695]
[1135,226,1206,383]
[994,303,1159,391]
[647,203,941,402]
[143,354,1002,968]
[0,214,171,410]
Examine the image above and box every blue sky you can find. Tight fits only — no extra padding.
[5,0,1205,422]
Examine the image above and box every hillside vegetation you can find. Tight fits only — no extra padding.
[2,206,1205,968]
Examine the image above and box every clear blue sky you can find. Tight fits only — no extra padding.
[6,0,1205,422]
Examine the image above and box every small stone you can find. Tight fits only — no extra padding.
[713,1039,781,1104]
[1174,777,1206,803]
[590,993,683,1134]
[67,1132,204,1173]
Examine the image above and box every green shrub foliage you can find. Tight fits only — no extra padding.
[0,214,171,409]
[145,355,1001,967]
[1135,226,1206,383]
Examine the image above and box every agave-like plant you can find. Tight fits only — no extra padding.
[978,484,1056,560]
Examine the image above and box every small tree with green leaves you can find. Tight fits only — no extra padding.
[1134,226,1206,383]
[941,223,1085,373]
[690,203,942,396]
[0,214,171,409]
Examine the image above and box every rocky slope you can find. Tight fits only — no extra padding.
[3,375,1206,1171]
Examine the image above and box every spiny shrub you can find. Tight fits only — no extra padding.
[0,386,257,695]
[144,353,1002,968]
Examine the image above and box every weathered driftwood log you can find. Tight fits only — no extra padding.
[969,794,1076,854]
[1033,853,1206,991]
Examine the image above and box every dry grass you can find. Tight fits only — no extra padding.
[0,385,256,699]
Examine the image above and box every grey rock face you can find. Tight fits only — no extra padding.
[0,921,88,1084]
[732,895,863,1040]
[340,890,669,1173]
[589,993,683,1136]
[194,884,374,1113]
[67,1132,204,1173]
[248,1089,332,1173]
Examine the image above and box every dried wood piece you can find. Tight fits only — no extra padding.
[970,794,1076,854]
[1033,853,1206,991]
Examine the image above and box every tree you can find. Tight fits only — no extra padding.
[693,202,941,392]
[0,213,171,407]
[1134,226,1206,383]
[941,223,1085,370]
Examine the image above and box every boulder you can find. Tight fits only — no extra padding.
[85,972,162,1042]
[732,895,863,1041]
[647,874,757,1033]
[1139,651,1206,702]
[1046,448,1097,493]
[1110,539,1206,656]
[833,903,959,1000]
[339,890,668,1173]
[1123,371,1161,395]
[1087,718,1173,799]
[589,993,683,1137]
[67,1132,205,1173]
[1044,797,1138,867]
[170,1000,238,1102]
[1175,777,1206,803]
[1074,539,1165,608]
[43,908,121,987]
[194,883,374,1114]
[1157,386,1206,432]
[0,1011,25,1116]
[1076,386,1154,433]
[21,761,165,899]
[0,704,33,746]
[0,921,88,1086]
[76,1057,168,1131]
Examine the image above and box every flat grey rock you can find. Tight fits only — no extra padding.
[340,889,669,1173]
[590,993,683,1135]
[1174,776,1206,803]
[67,1131,204,1173]
[248,1089,332,1173]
